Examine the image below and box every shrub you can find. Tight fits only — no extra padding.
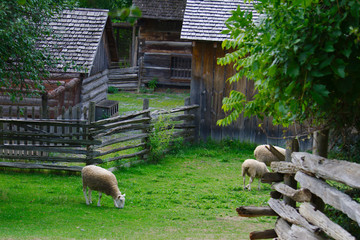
[148,114,183,162]
[108,86,119,94]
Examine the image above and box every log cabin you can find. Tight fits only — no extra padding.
[133,0,192,89]
[181,0,311,149]
[0,8,118,118]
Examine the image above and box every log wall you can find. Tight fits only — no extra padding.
[137,19,192,88]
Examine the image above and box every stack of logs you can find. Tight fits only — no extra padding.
[237,145,360,240]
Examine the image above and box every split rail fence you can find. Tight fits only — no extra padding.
[0,99,198,172]
[237,148,360,239]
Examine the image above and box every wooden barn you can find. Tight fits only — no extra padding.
[181,0,310,148]
[0,8,118,118]
[133,0,192,88]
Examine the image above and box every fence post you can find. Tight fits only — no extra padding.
[142,98,150,159]
[184,97,193,142]
[284,138,299,207]
[86,102,96,165]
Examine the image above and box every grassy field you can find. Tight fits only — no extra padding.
[0,91,276,239]
[108,90,191,115]
[0,141,275,240]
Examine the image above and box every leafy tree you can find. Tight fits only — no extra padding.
[0,0,76,101]
[78,0,141,24]
[217,0,360,136]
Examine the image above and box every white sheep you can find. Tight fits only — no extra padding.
[82,165,126,208]
[242,159,269,191]
[254,144,286,166]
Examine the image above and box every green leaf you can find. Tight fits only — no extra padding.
[331,58,346,78]
[287,61,300,78]
[324,41,335,52]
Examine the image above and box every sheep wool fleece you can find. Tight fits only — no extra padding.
[82,165,120,198]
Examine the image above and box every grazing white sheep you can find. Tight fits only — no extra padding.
[242,159,269,191]
[82,165,126,209]
[254,144,286,166]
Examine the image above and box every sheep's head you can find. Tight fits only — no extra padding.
[114,194,126,209]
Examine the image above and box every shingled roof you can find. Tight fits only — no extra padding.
[41,8,117,76]
[133,0,187,20]
[181,0,259,42]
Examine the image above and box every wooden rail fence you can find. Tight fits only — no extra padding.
[237,150,360,239]
[0,99,198,172]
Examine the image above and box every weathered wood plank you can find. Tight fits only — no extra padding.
[268,198,320,233]
[0,155,101,163]
[295,171,360,226]
[94,133,148,149]
[272,183,312,202]
[0,145,96,155]
[271,161,300,174]
[290,224,324,240]
[93,124,150,138]
[292,152,360,189]
[236,206,278,217]
[98,143,146,157]
[261,172,284,183]
[275,218,292,240]
[299,202,355,240]
[0,162,83,172]
[151,105,199,115]
[249,229,277,240]
[103,149,149,163]
[93,110,150,125]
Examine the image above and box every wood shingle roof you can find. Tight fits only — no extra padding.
[40,8,116,75]
[133,0,187,20]
[181,0,259,42]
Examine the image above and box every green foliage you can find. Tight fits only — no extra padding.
[217,0,360,133]
[148,77,158,90]
[148,114,182,162]
[107,86,119,94]
[78,0,131,11]
[0,0,76,101]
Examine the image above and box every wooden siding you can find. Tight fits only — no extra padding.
[137,19,192,87]
[81,70,108,110]
[90,33,111,76]
[191,41,311,149]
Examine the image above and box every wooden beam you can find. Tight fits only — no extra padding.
[266,144,285,161]
[295,171,360,226]
[261,172,284,183]
[292,152,360,189]
[299,202,355,240]
[268,198,320,233]
[272,183,312,202]
[270,161,300,174]
[275,218,292,240]
[236,206,278,217]
[249,229,277,239]
[290,224,324,240]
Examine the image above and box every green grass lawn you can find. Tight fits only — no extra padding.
[108,91,191,115]
[0,141,276,240]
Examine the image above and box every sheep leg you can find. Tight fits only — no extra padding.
[258,178,261,191]
[88,189,92,204]
[83,187,89,205]
[243,175,246,190]
[97,192,102,207]
[246,176,254,191]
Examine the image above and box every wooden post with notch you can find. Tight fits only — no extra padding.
[284,138,299,207]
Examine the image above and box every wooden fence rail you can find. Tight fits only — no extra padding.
[238,151,360,240]
[0,99,199,172]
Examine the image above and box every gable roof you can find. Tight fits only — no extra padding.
[181,0,259,42]
[133,0,187,21]
[42,8,118,75]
